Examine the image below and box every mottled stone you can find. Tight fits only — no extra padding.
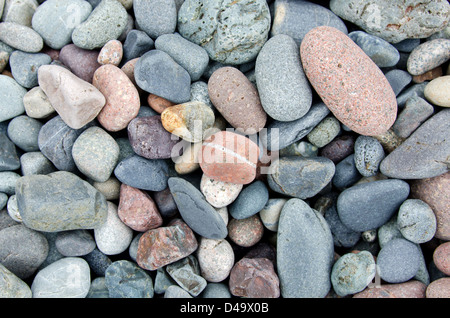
[200,174,243,209]
[407,39,450,75]
[164,285,193,298]
[134,0,176,39]
[82,248,112,277]
[259,198,287,232]
[0,22,43,52]
[424,75,450,107]
[433,242,450,276]
[9,51,51,88]
[353,136,385,177]
[122,29,154,62]
[166,255,207,297]
[197,237,234,283]
[397,199,436,244]
[0,132,20,171]
[0,263,32,298]
[105,260,154,298]
[307,116,341,148]
[98,40,123,66]
[354,280,426,298]
[90,176,120,201]
[426,277,450,298]
[227,214,264,248]
[59,44,101,83]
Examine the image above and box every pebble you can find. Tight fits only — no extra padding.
[0,74,27,122]
[82,248,112,277]
[6,194,20,222]
[201,283,231,298]
[20,152,54,176]
[227,215,264,248]
[324,199,361,248]
[92,64,140,132]
[7,115,42,152]
[166,255,207,297]
[97,40,123,66]
[164,285,193,298]
[9,51,51,88]
[133,0,176,39]
[337,179,410,232]
[196,238,234,283]
[353,136,385,177]
[153,187,178,219]
[426,277,450,298]
[301,26,397,136]
[0,193,7,210]
[90,176,120,201]
[384,69,412,96]
[135,49,191,104]
[147,93,175,114]
[331,251,376,297]
[277,198,334,298]
[349,31,400,67]
[380,109,449,179]
[271,0,347,45]
[31,257,91,298]
[0,171,20,195]
[114,155,169,192]
[16,171,108,232]
[55,230,96,257]
[332,154,361,190]
[376,238,421,284]
[86,277,109,298]
[59,44,101,83]
[71,0,128,50]
[307,116,341,148]
[177,0,271,65]
[0,132,20,171]
[117,184,163,232]
[22,87,55,119]
[72,126,120,183]
[267,156,335,199]
[200,174,243,209]
[0,22,43,52]
[424,75,450,107]
[154,267,176,295]
[38,64,106,130]
[392,96,434,139]
[31,0,92,50]
[396,82,428,108]
[155,33,209,82]
[105,260,154,298]
[208,66,267,134]
[413,66,443,84]
[136,219,198,271]
[0,224,48,279]
[433,242,450,276]
[354,280,427,298]
[259,198,287,232]
[229,257,280,298]
[122,29,154,62]
[397,199,436,244]
[0,263,32,298]
[407,38,450,75]
[255,34,312,122]
[229,180,269,220]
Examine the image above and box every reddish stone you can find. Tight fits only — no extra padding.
[147,93,176,114]
[353,280,427,298]
[433,242,450,276]
[59,44,101,83]
[426,277,450,298]
[98,40,123,66]
[227,215,264,248]
[136,219,198,271]
[121,58,139,87]
[412,66,443,84]
[117,184,163,232]
[300,26,397,136]
[229,257,280,298]
[200,131,260,185]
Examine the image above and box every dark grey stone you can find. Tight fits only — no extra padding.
[55,230,96,257]
[82,248,112,277]
[0,132,20,172]
[229,180,269,220]
[332,154,361,190]
[324,199,361,248]
[122,29,154,62]
[105,260,154,298]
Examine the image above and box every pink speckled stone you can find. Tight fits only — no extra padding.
[98,40,123,66]
[353,280,427,298]
[300,26,397,136]
[426,277,450,298]
[92,64,140,132]
[433,242,450,276]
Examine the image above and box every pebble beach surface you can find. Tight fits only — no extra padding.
[0,0,449,300]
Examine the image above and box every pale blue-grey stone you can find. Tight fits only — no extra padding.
[166,255,207,297]
[105,260,154,298]
[9,51,51,88]
[0,263,32,298]
[7,115,43,152]
[19,151,55,176]
[384,69,412,96]
[0,22,43,52]
[0,193,7,210]
[154,267,176,294]
[0,74,26,122]
[229,180,269,220]
[349,31,400,67]
[397,199,436,244]
[332,154,361,190]
[134,0,177,39]
[0,171,20,195]
[86,277,110,298]
[0,132,20,172]
[354,136,385,177]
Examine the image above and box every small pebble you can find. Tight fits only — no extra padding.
[332,154,361,190]
[200,174,243,209]
[0,22,43,52]
[55,230,96,257]
[424,75,450,107]
[259,198,287,232]
[0,74,27,122]
[105,260,154,298]
[433,242,450,276]
[197,238,234,283]
[133,0,177,39]
[407,38,450,75]
[0,171,20,195]
[97,40,123,66]
[82,248,112,277]
[166,255,207,297]
[353,136,385,177]
[392,96,434,139]
[384,69,412,96]
[9,51,51,88]
[324,199,361,248]
[0,132,20,172]
[0,263,32,298]
[307,116,341,148]
[59,43,101,83]
[22,87,55,119]
[122,29,154,62]
[227,215,264,248]
[228,180,269,220]
[397,199,436,244]
[90,176,121,201]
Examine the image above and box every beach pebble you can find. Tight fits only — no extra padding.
[0,171,20,195]
[55,230,96,257]
[7,115,42,152]
[82,248,112,277]
[177,0,270,65]
[86,277,109,298]
[433,242,450,276]
[407,38,450,75]
[153,188,178,219]
[0,132,20,171]
[0,263,32,298]
[353,136,385,177]
[324,200,361,248]
[349,31,400,67]
[229,180,269,220]
[31,257,91,298]
[166,255,207,297]
[16,171,108,232]
[117,184,163,232]
[255,34,312,122]
[384,69,412,96]
[197,238,234,283]
[300,26,397,136]
[59,44,101,83]
[133,0,176,39]
[424,75,450,107]
[1,0,37,26]
[228,257,280,298]
[90,176,120,201]
[0,22,43,52]
[9,51,51,88]
[200,174,242,209]
[72,126,119,183]
[147,94,175,114]
[122,30,154,62]
[20,151,55,176]
[105,260,154,298]
[137,218,198,271]
[397,199,436,244]
[413,66,443,84]
[426,277,450,298]
[22,87,55,119]
[354,280,427,298]
[0,74,26,122]
[392,96,434,139]
[307,116,341,148]
[332,154,361,190]
[376,238,421,284]
[164,285,193,298]
[259,198,287,232]
[97,40,123,66]
[228,214,264,248]
[201,283,231,298]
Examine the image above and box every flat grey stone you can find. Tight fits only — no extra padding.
[7,115,43,152]
[9,51,51,88]
[349,31,400,67]
[166,255,207,297]
[134,0,176,39]
[55,230,96,257]
[122,29,154,62]
[0,132,20,172]
[229,180,269,220]
[0,74,26,122]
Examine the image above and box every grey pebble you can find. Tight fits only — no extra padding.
[86,277,109,298]
[122,29,154,62]
[354,136,385,177]
[384,69,412,96]
[393,38,421,53]
[9,51,51,88]
[134,0,177,39]
[105,260,154,298]
[332,154,361,190]
[407,38,450,75]
[397,199,437,244]
[377,217,403,249]
[55,230,96,257]
[7,115,43,152]
[307,116,341,148]
[0,193,7,210]
[0,132,20,172]
[0,74,26,122]
[0,263,32,298]
[164,285,193,298]
[0,22,43,52]
[0,171,20,195]
[392,96,434,139]
[82,248,112,277]
[229,180,269,220]
[154,267,176,295]
[396,82,428,108]
[20,151,55,176]
[166,255,207,297]
[190,81,214,110]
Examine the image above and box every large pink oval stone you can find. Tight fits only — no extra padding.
[300,26,397,136]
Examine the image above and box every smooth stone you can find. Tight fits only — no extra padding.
[90,176,120,201]
[277,198,334,298]
[1,0,37,26]
[279,140,319,158]
[154,267,176,295]
[92,64,140,132]
[0,132,20,171]
[55,230,96,257]
[229,180,269,220]
[378,217,404,249]
[392,96,434,139]
[259,198,287,232]
[9,51,51,88]
[332,154,361,190]
[397,199,436,244]
[72,0,128,50]
[349,31,400,67]
[105,260,154,298]
[353,136,385,177]
[337,179,410,232]
[424,75,450,107]
[0,193,7,210]
[136,218,198,270]
[380,109,450,179]
[59,44,101,83]
[197,238,234,283]
[97,40,123,66]
[117,184,163,232]
[94,201,133,255]
[324,199,361,248]
[122,29,154,62]
[153,187,178,219]
[0,74,26,122]
[200,174,242,209]
[307,116,341,148]
[23,87,55,119]
[20,151,55,176]
[407,39,450,75]
[354,280,427,298]
[155,32,209,82]
[0,22,43,52]
[31,0,92,49]
[135,49,191,104]
[38,65,106,130]
[201,283,231,298]
[261,102,330,151]
[134,0,176,39]
[271,0,347,45]
[426,277,450,298]
[0,263,32,298]
[82,248,112,277]
[433,242,450,276]
[227,214,264,248]
[177,0,271,65]
[127,116,180,160]
[16,171,108,232]
[267,156,335,199]
[164,285,193,298]
[0,171,20,195]
[31,257,91,298]
[86,277,109,298]
[166,255,207,297]
[301,26,397,136]
[0,224,48,279]
[384,69,412,96]
[393,38,421,53]
[208,66,266,134]
[331,251,376,297]
[6,194,20,222]
[168,177,228,240]
[330,0,450,43]
[7,115,42,152]
[147,93,176,114]
[255,34,312,121]
[114,155,169,192]
[377,238,421,284]
[190,80,214,109]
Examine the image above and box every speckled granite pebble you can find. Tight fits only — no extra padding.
[0,22,43,52]
[200,174,242,209]
[227,215,264,248]
[197,238,234,283]
[407,38,450,75]
[433,242,450,276]
[307,116,341,148]
[353,136,385,177]
[426,277,450,298]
